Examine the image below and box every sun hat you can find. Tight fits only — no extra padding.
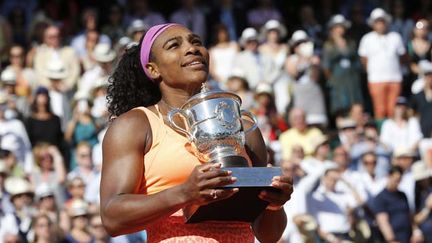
[92,43,116,63]
[44,60,68,80]
[4,176,34,197]
[260,19,287,39]
[393,147,416,158]
[367,8,392,26]
[35,183,55,201]
[255,83,273,95]
[288,30,310,46]
[327,14,351,29]
[68,199,89,217]
[1,68,17,85]
[411,161,431,181]
[239,27,259,47]
[127,19,149,36]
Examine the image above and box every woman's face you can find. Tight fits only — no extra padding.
[72,215,89,230]
[217,28,229,43]
[38,152,53,171]
[393,105,406,119]
[414,20,429,38]
[331,25,346,37]
[35,93,49,106]
[34,217,51,239]
[148,26,209,90]
[9,46,25,67]
[266,29,280,43]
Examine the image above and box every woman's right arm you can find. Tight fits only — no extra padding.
[100,109,237,236]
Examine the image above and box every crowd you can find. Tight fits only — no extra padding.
[0,0,432,242]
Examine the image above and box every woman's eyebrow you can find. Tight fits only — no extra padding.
[188,33,201,40]
[163,36,181,48]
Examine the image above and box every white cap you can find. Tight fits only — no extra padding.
[289,30,309,46]
[92,43,116,63]
[44,60,68,80]
[1,68,17,85]
[367,8,392,26]
[239,27,259,46]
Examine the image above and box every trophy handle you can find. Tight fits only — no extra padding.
[167,108,191,138]
[240,110,258,134]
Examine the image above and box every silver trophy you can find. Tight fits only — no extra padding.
[167,90,257,167]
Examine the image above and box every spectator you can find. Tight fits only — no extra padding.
[322,14,363,117]
[29,143,66,206]
[125,0,166,27]
[301,135,337,179]
[285,30,327,126]
[71,8,111,60]
[170,0,207,42]
[1,67,29,119]
[102,4,126,44]
[308,167,358,242]
[246,0,282,30]
[412,161,432,242]
[358,8,407,119]
[258,19,289,71]
[393,148,417,212]
[372,165,413,243]
[126,19,148,43]
[407,19,431,76]
[31,25,80,93]
[232,27,278,89]
[279,108,323,160]
[78,43,116,98]
[66,142,98,187]
[79,29,101,72]
[358,152,388,199]
[412,63,432,138]
[65,199,91,243]
[380,96,423,151]
[5,45,37,98]
[25,87,63,150]
[0,159,13,214]
[30,213,63,243]
[89,213,110,243]
[225,71,254,110]
[64,177,86,209]
[208,24,239,86]
[2,177,35,242]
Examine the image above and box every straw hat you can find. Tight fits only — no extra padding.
[327,14,351,29]
[44,60,68,80]
[288,30,310,46]
[260,19,287,39]
[239,27,259,46]
[68,199,89,217]
[35,183,55,201]
[393,147,416,158]
[1,68,16,85]
[411,161,431,181]
[367,8,392,26]
[4,176,34,197]
[92,43,116,63]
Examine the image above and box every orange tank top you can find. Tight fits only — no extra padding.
[136,106,254,243]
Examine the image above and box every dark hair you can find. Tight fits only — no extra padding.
[31,87,53,114]
[107,41,161,118]
[389,165,403,175]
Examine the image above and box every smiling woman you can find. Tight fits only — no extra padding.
[100,24,293,242]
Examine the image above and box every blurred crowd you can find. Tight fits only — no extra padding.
[0,0,432,242]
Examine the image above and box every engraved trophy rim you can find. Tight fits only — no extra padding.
[181,91,242,110]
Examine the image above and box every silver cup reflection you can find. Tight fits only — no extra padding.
[167,91,257,167]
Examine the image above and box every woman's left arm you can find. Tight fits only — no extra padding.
[244,120,293,243]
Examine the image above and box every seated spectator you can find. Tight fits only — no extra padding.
[0,160,13,215]
[412,66,432,138]
[29,143,66,205]
[392,148,417,212]
[30,213,64,243]
[34,183,68,233]
[279,108,323,160]
[89,213,110,243]
[67,142,98,187]
[380,96,423,151]
[5,45,37,98]
[412,161,432,242]
[31,25,80,93]
[79,29,101,72]
[233,27,279,89]
[64,177,86,209]
[0,68,29,119]
[301,135,336,177]
[358,152,388,199]
[126,19,148,43]
[65,199,92,243]
[308,167,358,242]
[372,166,413,243]
[25,87,64,150]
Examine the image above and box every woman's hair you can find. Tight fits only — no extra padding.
[32,142,53,169]
[31,88,53,114]
[107,41,161,118]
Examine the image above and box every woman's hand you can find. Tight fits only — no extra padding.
[179,163,239,206]
[259,175,293,210]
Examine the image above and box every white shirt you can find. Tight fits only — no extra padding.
[358,172,387,199]
[308,185,357,234]
[209,42,238,84]
[358,31,405,82]
[78,65,108,98]
[399,170,416,213]
[380,118,423,150]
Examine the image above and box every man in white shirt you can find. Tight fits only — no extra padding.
[358,8,407,119]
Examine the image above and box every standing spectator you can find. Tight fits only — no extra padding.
[125,0,166,27]
[380,96,423,151]
[246,0,282,30]
[259,19,289,71]
[25,87,63,149]
[5,45,37,98]
[372,165,413,243]
[412,68,432,138]
[208,24,239,86]
[285,30,327,126]
[407,19,431,77]
[232,27,278,89]
[322,14,363,117]
[31,25,80,93]
[358,8,407,119]
[78,43,116,98]
[170,0,207,42]
[279,108,323,160]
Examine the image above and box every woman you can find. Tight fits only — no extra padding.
[25,87,63,150]
[30,213,64,243]
[407,19,432,76]
[65,199,92,243]
[100,24,292,242]
[322,15,363,116]
[259,19,289,71]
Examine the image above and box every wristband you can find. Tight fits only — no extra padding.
[266,204,284,211]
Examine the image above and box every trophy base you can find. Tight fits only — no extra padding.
[210,155,249,167]
[184,167,281,223]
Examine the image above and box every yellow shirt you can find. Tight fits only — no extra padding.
[279,127,323,160]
